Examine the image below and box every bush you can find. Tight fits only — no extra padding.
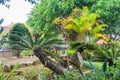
[54,70,81,80]
[38,68,52,80]
[23,69,38,80]
[20,50,33,57]
[0,64,18,80]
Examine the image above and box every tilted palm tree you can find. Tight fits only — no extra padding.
[3,26,67,74]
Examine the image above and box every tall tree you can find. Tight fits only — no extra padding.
[27,0,75,32]
[91,0,120,41]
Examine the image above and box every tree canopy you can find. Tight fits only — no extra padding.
[91,0,120,41]
[27,0,120,41]
[8,23,32,49]
[27,0,75,32]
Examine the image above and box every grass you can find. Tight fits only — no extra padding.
[84,60,103,69]
[9,64,52,80]
[20,50,33,57]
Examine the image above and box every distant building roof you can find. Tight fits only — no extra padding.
[3,23,14,31]
[51,44,70,50]
[0,47,12,52]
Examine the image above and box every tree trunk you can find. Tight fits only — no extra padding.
[69,52,83,69]
[34,48,67,74]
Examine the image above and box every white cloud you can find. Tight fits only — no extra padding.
[0,0,34,26]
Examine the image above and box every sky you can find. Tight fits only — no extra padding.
[0,0,34,26]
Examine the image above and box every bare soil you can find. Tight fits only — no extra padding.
[0,56,53,80]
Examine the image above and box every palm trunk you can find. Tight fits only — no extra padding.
[34,48,67,74]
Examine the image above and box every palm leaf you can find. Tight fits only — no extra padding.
[40,38,63,47]
[0,72,4,80]
[1,40,30,50]
[8,34,33,49]
[102,60,107,73]
[87,59,97,72]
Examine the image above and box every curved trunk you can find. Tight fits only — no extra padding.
[34,48,67,74]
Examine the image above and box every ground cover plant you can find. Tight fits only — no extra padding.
[0,64,18,80]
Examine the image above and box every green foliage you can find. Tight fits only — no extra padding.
[102,60,107,72]
[91,0,120,41]
[0,64,18,80]
[70,42,96,52]
[66,49,76,56]
[20,50,33,57]
[73,0,97,8]
[94,41,120,61]
[6,64,18,80]
[27,0,120,41]
[27,0,98,44]
[59,7,107,42]
[4,22,63,64]
[78,60,120,80]
[54,70,81,80]
[62,7,99,33]
[37,68,52,80]
[50,58,120,80]
[27,0,75,32]
[84,61,103,69]
[23,69,38,80]
[9,23,29,41]
[8,23,33,49]
[33,26,63,49]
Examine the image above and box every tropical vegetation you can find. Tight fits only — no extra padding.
[0,0,120,80]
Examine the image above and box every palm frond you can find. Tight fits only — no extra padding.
[1,40,31,50]
[8,34,33,49]
[40,38,63,47]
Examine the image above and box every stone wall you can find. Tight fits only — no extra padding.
[0,51,13,58]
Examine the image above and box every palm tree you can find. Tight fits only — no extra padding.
[93,41,120,66]
[4,25,67,74]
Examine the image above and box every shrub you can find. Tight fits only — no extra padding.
[38,68,52,80]
[0,64,18,80]
[20,50,33,57]
[23,69,38,80]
